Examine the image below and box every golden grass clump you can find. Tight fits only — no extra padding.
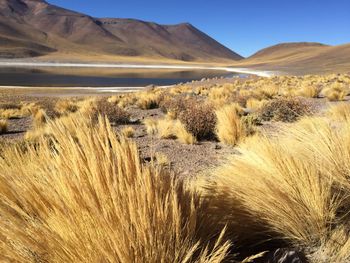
[297,85,321,98]
[120,126,135,138]
[322,83,349,101]
[33,108,48,128]
[174,120,197,145]
[144,118,196,144]
[137,92,160,110]
[144,118,158,135]
[0,119,8,134]
[54,99,78,115]
[215,104,247,146]
[201,116,350,262]
[0,115,230,263]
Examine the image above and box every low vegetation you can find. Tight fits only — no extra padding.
[1,73,350,262]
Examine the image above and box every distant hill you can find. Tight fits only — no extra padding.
[237,42,350,74]
[0,0,243,62]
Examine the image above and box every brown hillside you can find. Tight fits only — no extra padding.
[0,0,242,62]
[237,42,350,74]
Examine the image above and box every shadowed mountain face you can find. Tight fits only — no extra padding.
[0,0,243,61]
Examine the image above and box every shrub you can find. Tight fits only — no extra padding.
[178,103,216,140]
[258,97,312,122]
[159,95,189,118]
[0,119,8,134]
[94,99,130,124]
[0,115,230,263]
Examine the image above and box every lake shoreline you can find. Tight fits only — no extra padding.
[0,61,276,78]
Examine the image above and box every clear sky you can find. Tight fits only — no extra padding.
[48,0,350,57]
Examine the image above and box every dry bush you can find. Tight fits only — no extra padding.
[121,126,135,138]
[94,99,130,124]
[258,97,312,122]
[200,117,350,262]
[0,119,8,134]
[0,115,230,263]
[54,99,78,115]
[159,95,189,118]
[215,104,247,146]
[178,103,216,140]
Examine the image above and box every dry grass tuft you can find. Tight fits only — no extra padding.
[200,116,350,262]
[174,121,197,145]
[297,85,321,98]
[0,119,8,134]
[0,115,231,263]
[327,103,350,122]
[121,126,135,138]
[322,83,349,101]
[215,104,247,146]
[33,109,48,128]
[54,99,78,115]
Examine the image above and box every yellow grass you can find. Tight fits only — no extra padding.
[322,83,349,101]
[0,115,231,263]
[297,85,320,98]
[215,104,247,146]
[144,118,158,135]
[54,99,78,115]
[121,126,135,138]
[0,119,8,134]
[201,116,350,262]
[33,108,47,128]
[327,103,350,122]
[174,121,197,145]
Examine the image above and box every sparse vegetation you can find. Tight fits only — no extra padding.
[1,73,350,262]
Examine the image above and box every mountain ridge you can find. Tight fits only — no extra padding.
[0,0,243,62]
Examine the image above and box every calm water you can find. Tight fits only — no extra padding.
[0,67,241,87]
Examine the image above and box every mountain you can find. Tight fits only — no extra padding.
[0,0,243,62]
[237,42,350,74]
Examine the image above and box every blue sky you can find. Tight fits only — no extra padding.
[48,0,350,57]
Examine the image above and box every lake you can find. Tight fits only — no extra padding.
[0,67,242,87]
